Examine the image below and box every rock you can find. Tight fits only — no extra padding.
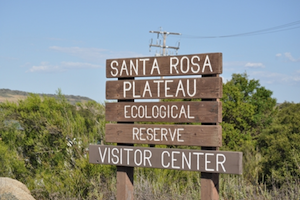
[0,177,35,200]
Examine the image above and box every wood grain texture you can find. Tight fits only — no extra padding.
[105,101,222,123]
[89,145,243,174]
[105,124,222,147]
[106,77,222,100]
[117,166,134,200]
[106,53,222,78]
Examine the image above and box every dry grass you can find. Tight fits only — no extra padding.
[0,95,27,103]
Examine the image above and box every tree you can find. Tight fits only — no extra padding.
[221,73,277,151]
[258,102,300,187]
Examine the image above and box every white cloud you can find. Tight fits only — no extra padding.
[29,62,62,73]
[62,62,101,69]
[249,71,300,85]
[223,61,247,72]
[224,61,265,70]
[49,46,145,62]
[28,61,102,73]
[284,52,299,62]
[46,37,64,41]
[28,46,146,73]
[0,56,18,60]
[224,61,245,67]
[245,62,265,68]
[49,46,107,61]
[276,52,300,62]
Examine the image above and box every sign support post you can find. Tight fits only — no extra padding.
[201,74,220,199]
[117,77,134,200]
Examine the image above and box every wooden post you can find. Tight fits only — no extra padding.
[117,77,134,200]
[201,74,220,200]
[117,160,134,200]
[201,147,219,199]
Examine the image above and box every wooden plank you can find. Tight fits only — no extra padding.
[106,77,223,100]
[106,53,222,78]
[105,101,222,123]
[89,145,243,175]
[105,124,222,147]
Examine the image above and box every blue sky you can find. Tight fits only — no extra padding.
[0,0,299,103]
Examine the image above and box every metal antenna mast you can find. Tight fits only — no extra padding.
[149,28,181,56]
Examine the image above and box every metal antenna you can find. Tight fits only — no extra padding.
[149,28,181,56]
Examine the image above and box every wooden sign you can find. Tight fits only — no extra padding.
[90,52,242,200]
[106,101,222,123]
[106,77,223,100]
[106,53,222,78]
[105,124,222,147]
[89,145,242,175]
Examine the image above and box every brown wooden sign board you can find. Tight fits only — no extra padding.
[89,145,242,175]
[106,53,222,78]
[106,77,223,100]
[105,124,222,147]
[106,101,222,123]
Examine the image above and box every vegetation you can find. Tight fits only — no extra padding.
[0,90,114,199]
[0,88,93,105]
[1,74,300,199]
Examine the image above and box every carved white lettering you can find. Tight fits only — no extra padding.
[150,58,160,75]
[124,104,194,119]
[180,56,189,73]
[202,55,213,72]
[110,61,118,76]
[132,127,185,142]
[109,54,215,77]
[191,56,201,73]
[139,58,150,75]
[205,153,214,171]
[130,60,138,76]
[216,154,226,172]
[169,55,213,74]
[120,60,129,76]
[122,79,197,98]
[95,146,230,173]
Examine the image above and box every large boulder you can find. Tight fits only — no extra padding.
[0,177,35,200]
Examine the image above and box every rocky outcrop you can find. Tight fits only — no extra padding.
[0,177,35,200]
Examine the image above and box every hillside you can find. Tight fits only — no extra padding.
[0,88,95,104]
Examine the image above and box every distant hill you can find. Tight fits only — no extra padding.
[0,89,95,105]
